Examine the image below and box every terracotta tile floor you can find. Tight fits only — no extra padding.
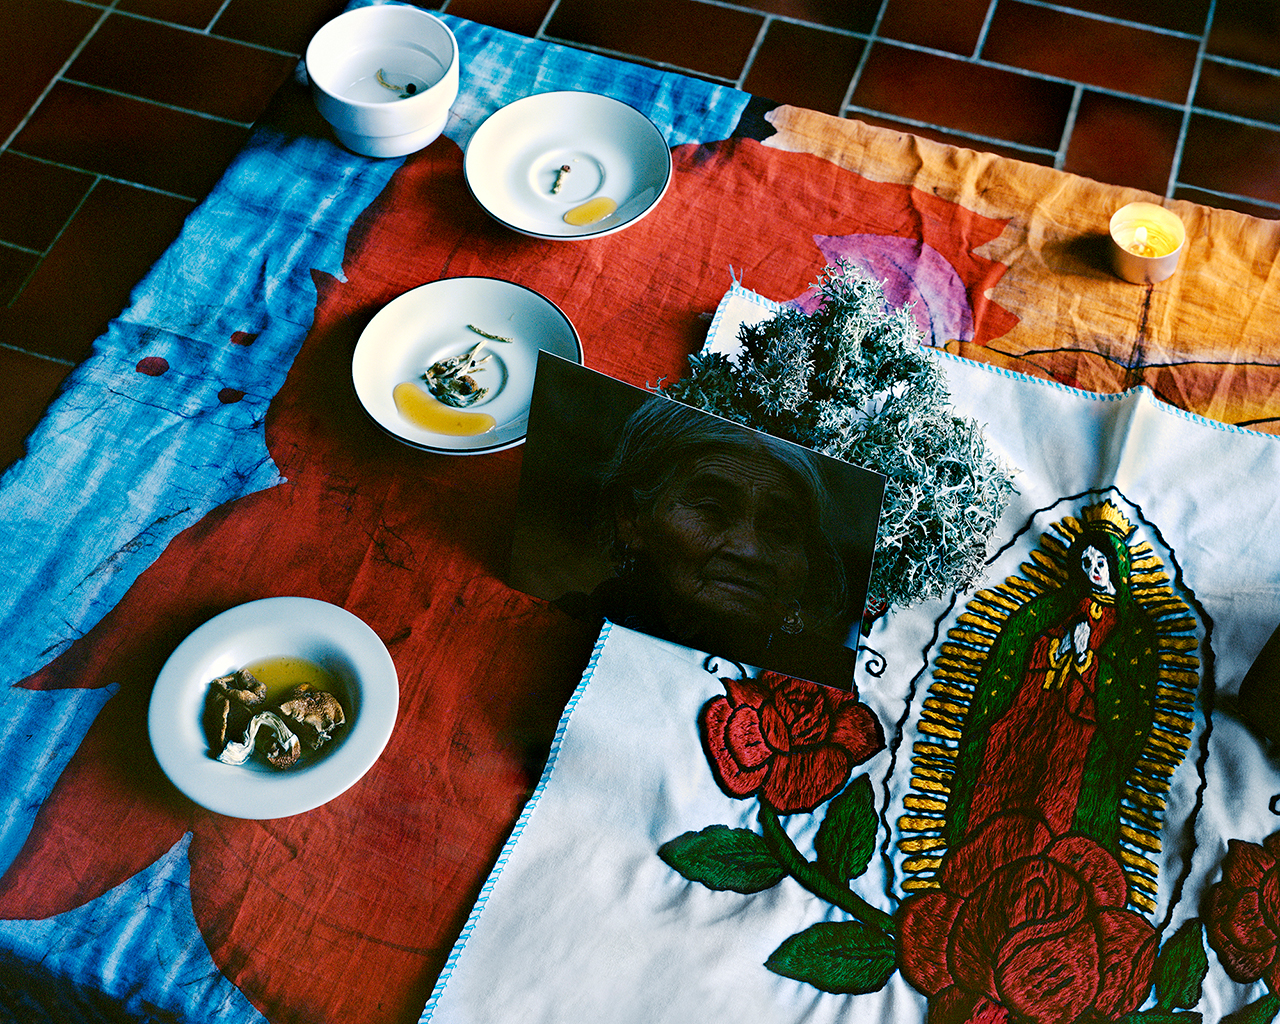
[2,0,1278,472]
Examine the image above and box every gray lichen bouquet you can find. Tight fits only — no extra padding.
[660,260,1017,614]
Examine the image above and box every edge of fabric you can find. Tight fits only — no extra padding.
[418,620,615,1022]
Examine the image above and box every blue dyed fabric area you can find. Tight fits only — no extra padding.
[0,12,748,1023]
[0,835,266,1024]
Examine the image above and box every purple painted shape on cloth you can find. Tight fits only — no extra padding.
[794,234,975,346]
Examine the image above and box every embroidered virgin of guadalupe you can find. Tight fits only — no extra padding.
[896,497,1202,1024]
[946,505,1161,853]
[901,498,1200,898]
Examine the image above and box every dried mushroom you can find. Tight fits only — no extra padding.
[204,667,346,770]
[277,684,346,750]
[218,711,301,769]
[203,668,267,750]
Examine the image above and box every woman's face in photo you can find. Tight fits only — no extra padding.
[622,447,811,643]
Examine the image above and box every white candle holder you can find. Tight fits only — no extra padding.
[1108,202,1186,284]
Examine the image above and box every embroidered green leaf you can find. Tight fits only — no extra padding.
[1220,994,1280,1024]
[765,920,896,993]
[658,825,786,893]
[1118,1010,1202,1023]
[814,774,877,882]
[1153,918,1208,1010]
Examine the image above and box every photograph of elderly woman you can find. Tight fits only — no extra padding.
[509,353,885,691]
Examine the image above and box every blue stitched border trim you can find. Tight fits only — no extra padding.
[932,345,1280,438]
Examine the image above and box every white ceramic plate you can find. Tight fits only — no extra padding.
[464,91,672,240]
[148,597,398,819]
[351,276,582,454]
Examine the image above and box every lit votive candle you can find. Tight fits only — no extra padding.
[1108,202,1186,284]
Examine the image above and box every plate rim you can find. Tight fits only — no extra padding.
[350,275,583,455]
[463,89,673,241]
[147,596,399,819]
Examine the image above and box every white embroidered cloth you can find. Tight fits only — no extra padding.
[422,285,1280,1024]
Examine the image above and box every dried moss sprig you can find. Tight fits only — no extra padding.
[660,260,1017,613]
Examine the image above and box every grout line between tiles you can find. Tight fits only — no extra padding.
[843,105,1057,159]
[205,0,237,35]
[0,341,75,368]
[5,176,104,311]
[58,79,255,128]
[5,152,198,203]
[851,34,1196,113]
[1014,0,1203,40]
[538,36,738,86]
[686,1,864,39]
[1,3,117,154]
[972,0,999,59]
[1167,0,1216,198]
[110,8,302,57]
[736,18,771,91]
[0,240,43,257]
[839,0,889,119]
[1054,85,1083,171]
[534,0,565,42]
[1204,52,1280,76]
[1177,184,1280,213]
[4,176,96,312]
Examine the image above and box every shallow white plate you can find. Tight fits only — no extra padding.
[351,276,582,454]
[464,91,672,240]
[148,597,398,819]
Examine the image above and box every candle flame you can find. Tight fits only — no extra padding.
[1126,223,1157,257]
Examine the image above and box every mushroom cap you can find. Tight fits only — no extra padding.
[277,684,346,750]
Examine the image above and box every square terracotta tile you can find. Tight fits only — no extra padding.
[13,83,250,201]
[1062,92,1182,195]
[547,0,765,82]
[114,0,228,30]
[1208,0,1280,70]
[1050,0,1211,36]
[213,0,353,55]
[1195,58,1280,126]
[851,42,1074,151]
[846,112,1058,167]
[68,15,297,125]
[0,180,194,363]
[0,245,39,307]
[730,0,877,33]
[443,0,556,37]
[877,0,992,56]
[744,22,864,116]
[0,0,102,142]
[982,2,1199,104]
[1178,112,1280,205]
[0,152,94,252]
[0,347,73,474]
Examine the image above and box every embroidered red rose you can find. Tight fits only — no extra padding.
[1205,831,1280,991]
[897,812,1157,1024]
[701,671,884,814]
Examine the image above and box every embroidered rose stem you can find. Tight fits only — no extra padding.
[757,804,896,936]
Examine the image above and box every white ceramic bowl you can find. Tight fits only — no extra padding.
[464,91,672,239]
[148,597,399,819]
[351,276,583,454]
[306,5,459,158]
